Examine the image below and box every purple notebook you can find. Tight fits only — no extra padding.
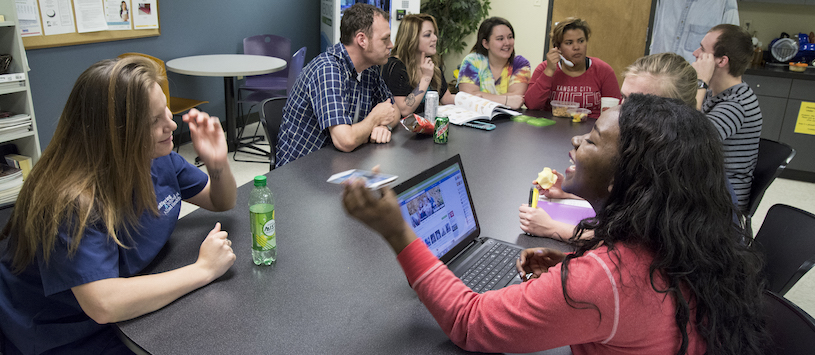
[537,200,595,225]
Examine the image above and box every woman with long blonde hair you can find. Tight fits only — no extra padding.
[0,57,237,353]
[382,13,455,117]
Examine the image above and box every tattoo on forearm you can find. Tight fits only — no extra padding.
[405,87,425,107]
[210,168,222,181]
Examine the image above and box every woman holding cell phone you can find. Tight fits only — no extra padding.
[525,17,621,117]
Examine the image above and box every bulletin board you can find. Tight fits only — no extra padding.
[19,0,160,50]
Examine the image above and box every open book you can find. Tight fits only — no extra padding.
[437,91,521,125]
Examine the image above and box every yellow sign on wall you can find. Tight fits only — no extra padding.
[794,101,815,136]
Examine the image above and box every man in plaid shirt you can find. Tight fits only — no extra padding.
[276,3,399,167]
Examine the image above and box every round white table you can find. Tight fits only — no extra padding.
[166,54,287,151]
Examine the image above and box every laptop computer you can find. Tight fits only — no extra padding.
[393,154,524,293]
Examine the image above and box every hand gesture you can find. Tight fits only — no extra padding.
[342,178,417,253]
[183,109,227,166]
[370,125,392,144]
[506,95,525,110]
[544,47,561,76]
[196,223,236,280]
[515,247,566,281]
[419,53,435,80]
[692,52,716,85]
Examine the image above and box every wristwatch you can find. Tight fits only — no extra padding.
[697,79,709,90]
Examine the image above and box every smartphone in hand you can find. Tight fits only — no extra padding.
[327,169,398,189]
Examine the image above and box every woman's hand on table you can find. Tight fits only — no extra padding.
[506,95,525,110]
[342,179,416,254]
[184,109,228,166]
[195,222,236,281]
[519,203,560,238]
[515,247,566,281]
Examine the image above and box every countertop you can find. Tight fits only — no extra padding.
[745,63,815,80]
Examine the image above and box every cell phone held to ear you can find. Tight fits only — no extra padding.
[327,169,398,189]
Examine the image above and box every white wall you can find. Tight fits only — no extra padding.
[738,2,815,52]
[441,0,550,84]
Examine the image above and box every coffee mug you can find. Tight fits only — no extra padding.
[601,97,620,112]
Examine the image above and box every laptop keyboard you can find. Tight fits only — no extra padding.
[460,243,522,293]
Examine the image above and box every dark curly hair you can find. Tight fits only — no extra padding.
[561,94,767,355]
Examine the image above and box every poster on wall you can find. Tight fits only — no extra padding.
[15,0,43,37]
[104,0,131,30]
[131,0,158,29]
[73,0,108,33]
[38,0,76,35]
[794,101,815,136]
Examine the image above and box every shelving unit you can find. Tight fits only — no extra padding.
[0,4,42,165]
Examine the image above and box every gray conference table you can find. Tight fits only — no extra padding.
[116,112,593,354]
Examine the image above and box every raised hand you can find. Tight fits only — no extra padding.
[183,109,227,166]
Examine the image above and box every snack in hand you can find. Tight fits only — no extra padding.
[536,167,557,189]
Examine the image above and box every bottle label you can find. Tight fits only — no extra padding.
[250,204,275,251]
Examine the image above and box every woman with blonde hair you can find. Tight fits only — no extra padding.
[0,57,237,353]
[457,17,530,110]
[526,17,620,117]
[622,52,698,107]
[382,13,455,117]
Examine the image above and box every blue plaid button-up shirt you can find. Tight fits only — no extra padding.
[275,43,393,167]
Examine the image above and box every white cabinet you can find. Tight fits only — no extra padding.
[0,3,42,164]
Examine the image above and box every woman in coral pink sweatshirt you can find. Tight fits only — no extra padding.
[342,94,766,355]
[525,17,621,118]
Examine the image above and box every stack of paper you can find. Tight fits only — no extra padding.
[0,114,32,137]
[0,164,24,205]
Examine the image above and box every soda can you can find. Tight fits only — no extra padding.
[424,91,439,123]
[434,115,449,144]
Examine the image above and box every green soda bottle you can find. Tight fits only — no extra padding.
[249,176,276,265]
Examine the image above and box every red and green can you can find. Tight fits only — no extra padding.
[434,116,449,144]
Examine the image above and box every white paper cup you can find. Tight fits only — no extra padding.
[601,97,620,112]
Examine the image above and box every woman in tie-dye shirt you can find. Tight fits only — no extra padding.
[457,17,531,110]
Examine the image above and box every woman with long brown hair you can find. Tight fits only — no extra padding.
[0,57,237,353]
[382,13,455,117]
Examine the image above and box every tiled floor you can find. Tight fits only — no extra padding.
[176,126,815,316]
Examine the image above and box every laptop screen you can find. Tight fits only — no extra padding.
[394,156,478,260]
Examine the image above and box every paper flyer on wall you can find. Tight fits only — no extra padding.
[132,0,158,29]
[39,0,76,36]
[104,0,131,30]
[73,0,109,33]
[15,0,43,37]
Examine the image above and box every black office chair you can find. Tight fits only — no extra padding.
[762,290,815,355]
[752,204,815,296]
[746,139,795,230]
[259,97,287,171]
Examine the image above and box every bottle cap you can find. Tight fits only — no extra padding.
[254,175,267,186]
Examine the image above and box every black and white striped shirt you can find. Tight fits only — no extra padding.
[703,82,762,210]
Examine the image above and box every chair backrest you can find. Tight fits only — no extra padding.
[753,204,815,295]
[286,47,307,96]
[244,34,291,83]
[747,138,796,217]
[117,52,170,109]
[259,97,287,170]
[762,290,815,355]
